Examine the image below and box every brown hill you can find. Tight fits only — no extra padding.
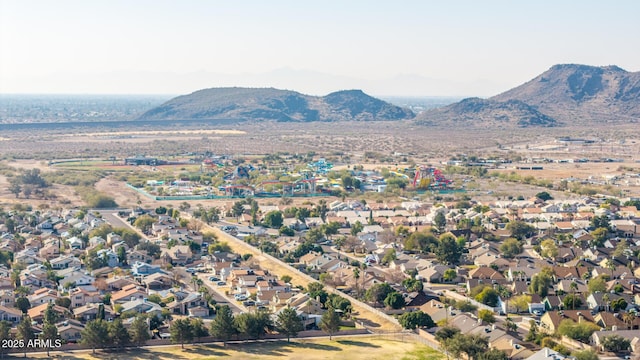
[417,64,640,127]
[138,87,414,122]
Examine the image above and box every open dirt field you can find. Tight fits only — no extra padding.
[26,336,442,360]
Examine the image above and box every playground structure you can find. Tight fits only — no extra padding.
[412,166,453,190]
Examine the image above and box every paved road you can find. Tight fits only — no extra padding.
[173,267,245,314]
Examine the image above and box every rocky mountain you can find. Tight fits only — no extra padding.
[138,87,414,122]
[417,64,640,127]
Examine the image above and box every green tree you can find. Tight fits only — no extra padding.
[474,287,500,307]
[479,349,508,360]
[276,307,304,342]
[108,318,131,349]
[41,304,60,356]
[365,283,394,306]
[232,201,245,221]
[307,282,329,305]
[170,318,193,349]
[15,297,30,313]
[381,248,397,265]
[557,319,600,343]
[384,292,405,309]
[191,318,209,342]
[590,215,611,231]
[235,311,272,339]
[210,305,237,346]
[535,191,553,201]
[445,333,489,360]
[587,275,608,294]
[478,309,496,324]
[17,316,35,358]
[81,319,109,354]
[435,233,462,265]
[320,307,341,340]
[130,315,150,346]
[601,334,631,352]
[434,212,446,232]
[590,227,609,247]
[529,267,553,297]
[540,239,558,259]
[263,210,284,229]
[133,214,155,233]
[499,238,523,258]
[506,220,535,240]
[443,268,457,283]
[350,221,364,236]
[562,294,583,310]
[0,320,11,359]
[398,311,435,330]
[571,349,599,360]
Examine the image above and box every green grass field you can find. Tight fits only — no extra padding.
[34,336,444,360]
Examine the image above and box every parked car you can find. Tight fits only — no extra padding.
[208,276,219,282]
[234,294,248,301]
[186,268,197,273]
[243,300,255,307]
[217,281,226,286]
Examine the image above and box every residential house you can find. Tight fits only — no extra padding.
[111,284,148,305]
[50,254,82,270]
[120,298,163,318]
[540,310,596,333]
[27,288,59,306]
[142,272,174,290]
[160,245,193,266]
[69,287,102,308]
[166,291,206,315]
[131,261,163,276]
[28,303,70,324]
[0,305,22,325]
[73,303,115,322]
[57,320,85,342]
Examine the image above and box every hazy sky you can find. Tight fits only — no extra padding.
[1,0,639,97]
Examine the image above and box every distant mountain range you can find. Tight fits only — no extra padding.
[138,87,415,122]
[417,64,640,127]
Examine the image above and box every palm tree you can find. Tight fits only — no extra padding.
[622,312,636,330]
[353,267,360,297]
[570,281,578,310]
[602,293,611,312]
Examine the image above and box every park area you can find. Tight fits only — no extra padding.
[27,337,443,360]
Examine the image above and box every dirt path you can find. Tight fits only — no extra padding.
[195,219,401,331]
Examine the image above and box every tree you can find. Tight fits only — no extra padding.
[210,305,237,346]
[611,298,628,312]
[276,307,304,342]
[350,220,364,236]
[445,333,489,360]
[81,319,109,354]
[474,287,500,307]
[0,320,11,359]
[557,319,600,342]
[232,201,245,221]
[479,349,508,360]
[191,318,209,342]
[434,212,446,232]
[590,227,609,247]
[15,297,30,313]
[478,309,496,324]
[529,267,553,297]
[381,248,397,265]
[540,239,558,259]
[535,191,553,201]
[320,307,340,340]
[281,275,292,284]
[398,311,435,330]
[435,233,462,265]
[571,349,599,360]
[506,220,535,240]
[40,304,60,356]
[591,215,611,231]
[499,238,523,258]
[133,214,155,233]
[402,277,423,292]
[263,210,283,229]
[108,318,131,349]
[16,316,35,358]
[170,318,193,349]
[587,275,608,294]
[563,294,583,310]
[307,282,328,305]
[443,269,457,283]
[510,294,531,314]
[279,226,295,236]
[601,334,631,352]
[384,292,405,309]
[235,311,272,339]
[365,282,394,306]
[130,315,150,346]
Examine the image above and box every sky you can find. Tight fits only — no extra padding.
[1,0,639,97]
